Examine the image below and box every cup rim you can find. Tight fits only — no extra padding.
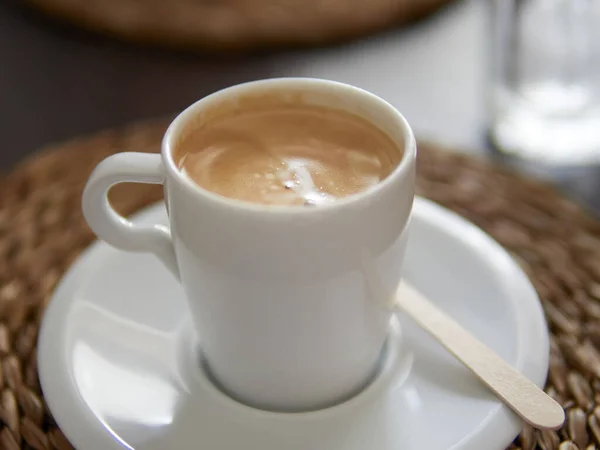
[162,77,416,214]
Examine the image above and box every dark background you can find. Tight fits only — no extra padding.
[2,0,599,214]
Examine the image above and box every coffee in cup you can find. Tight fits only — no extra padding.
[174,104,401,206]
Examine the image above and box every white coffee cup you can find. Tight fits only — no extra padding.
[82,78,416,412]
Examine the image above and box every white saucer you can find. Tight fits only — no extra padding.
[38,197,549,450]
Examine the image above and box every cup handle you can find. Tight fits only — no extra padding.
[82,152,180,280]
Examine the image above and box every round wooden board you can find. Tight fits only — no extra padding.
[22,0,455,52]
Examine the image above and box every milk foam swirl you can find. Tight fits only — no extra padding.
[176,105,400,206]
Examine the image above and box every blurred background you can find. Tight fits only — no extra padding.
[1,0,599,214]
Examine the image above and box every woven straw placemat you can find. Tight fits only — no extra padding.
[1,118,599,449]
[21,0,454,52]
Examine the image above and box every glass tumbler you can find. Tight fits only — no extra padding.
[487,0,600,165]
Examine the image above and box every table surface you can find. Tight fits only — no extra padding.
[2,0,599,214]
